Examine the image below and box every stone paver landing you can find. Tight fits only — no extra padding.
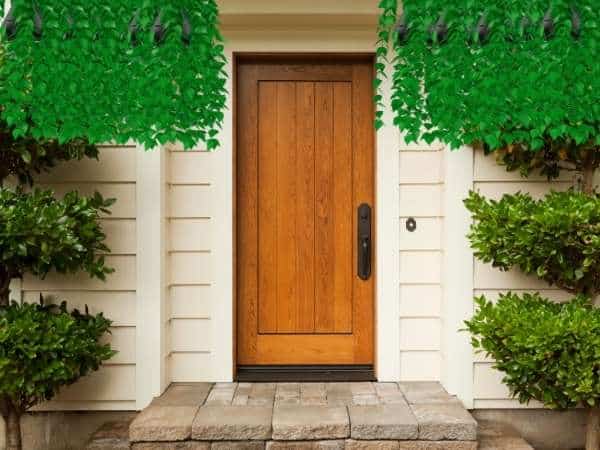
[129,382,478,449]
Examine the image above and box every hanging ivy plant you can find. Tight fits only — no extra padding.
[0,1,227,150]
[376,0,599,157]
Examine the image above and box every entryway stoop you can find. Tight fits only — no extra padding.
[127,382,478,449]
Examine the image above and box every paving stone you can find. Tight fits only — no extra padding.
[206,383,238,406]
[398,442,477,450]
[249,383,277,406]
[351,394,379,406]
[345,440,400,450]
[267,440,345,450]
[349,404,418,440]
[411,403,477,441]
[374,383,406,405]
[398,382,454,405]
[233,383,254,406]
[130,405,199,442]
[300,383,327,406]
[300,383,327,405]
[277,383,300,398]
[85,420,130,450]
[275,384,301,406]
[272,406,350,440]
[132,443,210,450]
[192,406,273,440]
[153,383,213,407]
[211,442,266,450]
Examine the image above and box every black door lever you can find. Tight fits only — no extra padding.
[358,204,372,280]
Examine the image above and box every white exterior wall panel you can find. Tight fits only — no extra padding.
[23,145,138,411]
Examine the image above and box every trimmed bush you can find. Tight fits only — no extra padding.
[0,299,115,410]
[465,293,600,410]
[465,190,600,296]
[0,299,115,449]
[0,188,114,306]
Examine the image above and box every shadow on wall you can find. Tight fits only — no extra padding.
[0,411,136,450]
[473,409,586,450]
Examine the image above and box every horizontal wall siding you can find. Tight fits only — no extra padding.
[23,145,137,410]
[399,143,444,381]
[167,146,217,382]
[471,150,574,408]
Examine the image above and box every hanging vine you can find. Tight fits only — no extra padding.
[375,0,398,130]
[0,1,227,150]
[376,0,599,160]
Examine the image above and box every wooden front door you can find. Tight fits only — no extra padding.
[236,55,374,367]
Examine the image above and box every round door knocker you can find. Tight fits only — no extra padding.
[406,217,417,232]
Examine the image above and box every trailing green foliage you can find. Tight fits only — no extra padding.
[0,1,226,150]
[375,0,398,130]
[0,188,114,303]
[377,0,599,159]
[465,190,600,295]
[0,298,115,413]
[465,293,600,410]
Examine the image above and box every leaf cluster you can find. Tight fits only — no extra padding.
[0,188,114,282]
[0,119,98,185]
[465,293,600,410]
[377,0,599,159]
[492,141,600,181]
[0,298,115,412]
[465,190,600,296]
[0,0,227,150]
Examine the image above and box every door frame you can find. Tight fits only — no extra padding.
[232,52,380,379]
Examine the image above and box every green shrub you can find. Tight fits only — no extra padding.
[465,293,600,410]
[0,120,99,185]
[0,299,115,412]
[464,190,600,295]
[0,188,114,307]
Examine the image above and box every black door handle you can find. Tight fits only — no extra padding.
[358,204,372,280]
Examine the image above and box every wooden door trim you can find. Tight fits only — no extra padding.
[233,53,377,377]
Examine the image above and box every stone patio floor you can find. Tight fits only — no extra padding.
[128,382,480,449]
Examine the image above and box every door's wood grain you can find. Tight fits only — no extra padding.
[256,334,355,364]
[237,64,259,364]
[314,82,335,333]
[351,63,375,364]
[295,82,316,333]
[332,82,353,333]
[275,82,298,333]
[257,82,278,334]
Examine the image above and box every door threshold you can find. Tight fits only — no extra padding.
[236,365,375,382]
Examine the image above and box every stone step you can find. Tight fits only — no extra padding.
[128,382,478,447]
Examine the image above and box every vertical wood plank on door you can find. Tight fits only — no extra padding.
[333,83,353,333]
[257,82,278,334]
[314,82,335,333]
[276,82,298,333]
[295,82,316,333]
[352,63,375,363]
[237,65,259,363]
